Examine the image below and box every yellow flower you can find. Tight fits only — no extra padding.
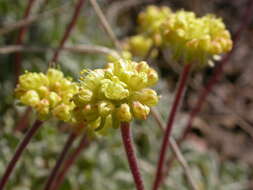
[73,58,159,135]
[162,10,233,66]
[138,5,172,46]
[123,35,154,57]
[15,69,78,121]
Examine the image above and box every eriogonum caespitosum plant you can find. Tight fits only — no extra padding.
[73,58,159,135]
[15,68,78,121]
[151,6,233,190]
[0,69,80,190]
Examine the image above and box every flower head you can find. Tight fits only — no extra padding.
[73,58,159,135]
[123,5,232,67]
[162,10,233,66]
[15,69,78,121]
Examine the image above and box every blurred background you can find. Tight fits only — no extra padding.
[1,0,253,189]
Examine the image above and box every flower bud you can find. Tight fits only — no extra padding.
[98,101,114,117]
[126,35,153,57]
[52,104,71,122]
[74,88,93,105]
[19,72,48,90]
[37,86,49,97]
[20,90,40,106]
[101,79,129,100]
[135,61,149,73]
[116,103,132,122]
[49,92,61,107]
[147,68,159,86]
[132,101,150,120]
[132,89,159,106]
[47,68,64,84]
[127,73,148,90]
[35,99,50,119]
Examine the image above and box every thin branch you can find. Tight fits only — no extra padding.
[51,133,89,190]
[0,44,117,56]
[0,120,43,190]
[43,133,77,190]
[89,0,122,52]
[14,0,38,83]
[0,3,71,36]
[152,63,192,190]
[150,108,198,190]
[50,0,86,66]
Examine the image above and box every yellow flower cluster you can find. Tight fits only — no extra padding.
[123,6,172,57]
[73,59,159,135]
[124,6,232,66]
[15,69,78,121]
[162,11,232,66]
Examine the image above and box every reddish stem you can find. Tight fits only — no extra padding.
[14,0,37,84]
[0,120,43,190]
[50,0,85,65]
[120,122,145,190]
[163,0,253,180]
[152,63,191,190]
[43,132,77,190]
[51,133,89,190]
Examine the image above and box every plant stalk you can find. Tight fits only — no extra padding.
[43,132,77,190]
[50,133,89,190]
[152,63,191,190]
[0,120,43,190]
[120,122,145,190]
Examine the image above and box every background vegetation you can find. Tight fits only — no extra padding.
[0,0,253,189]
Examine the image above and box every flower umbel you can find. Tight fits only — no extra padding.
[15,69,78,121]
[123,5,232,67]
[162,10,232,66]
[73,58,159,135]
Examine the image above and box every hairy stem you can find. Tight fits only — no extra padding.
[152,63,191,190]
[51,133,89,190]
[43,132,77,190]
[50,0,86,66]
[0,120,43,190]
[120,122,145,190]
